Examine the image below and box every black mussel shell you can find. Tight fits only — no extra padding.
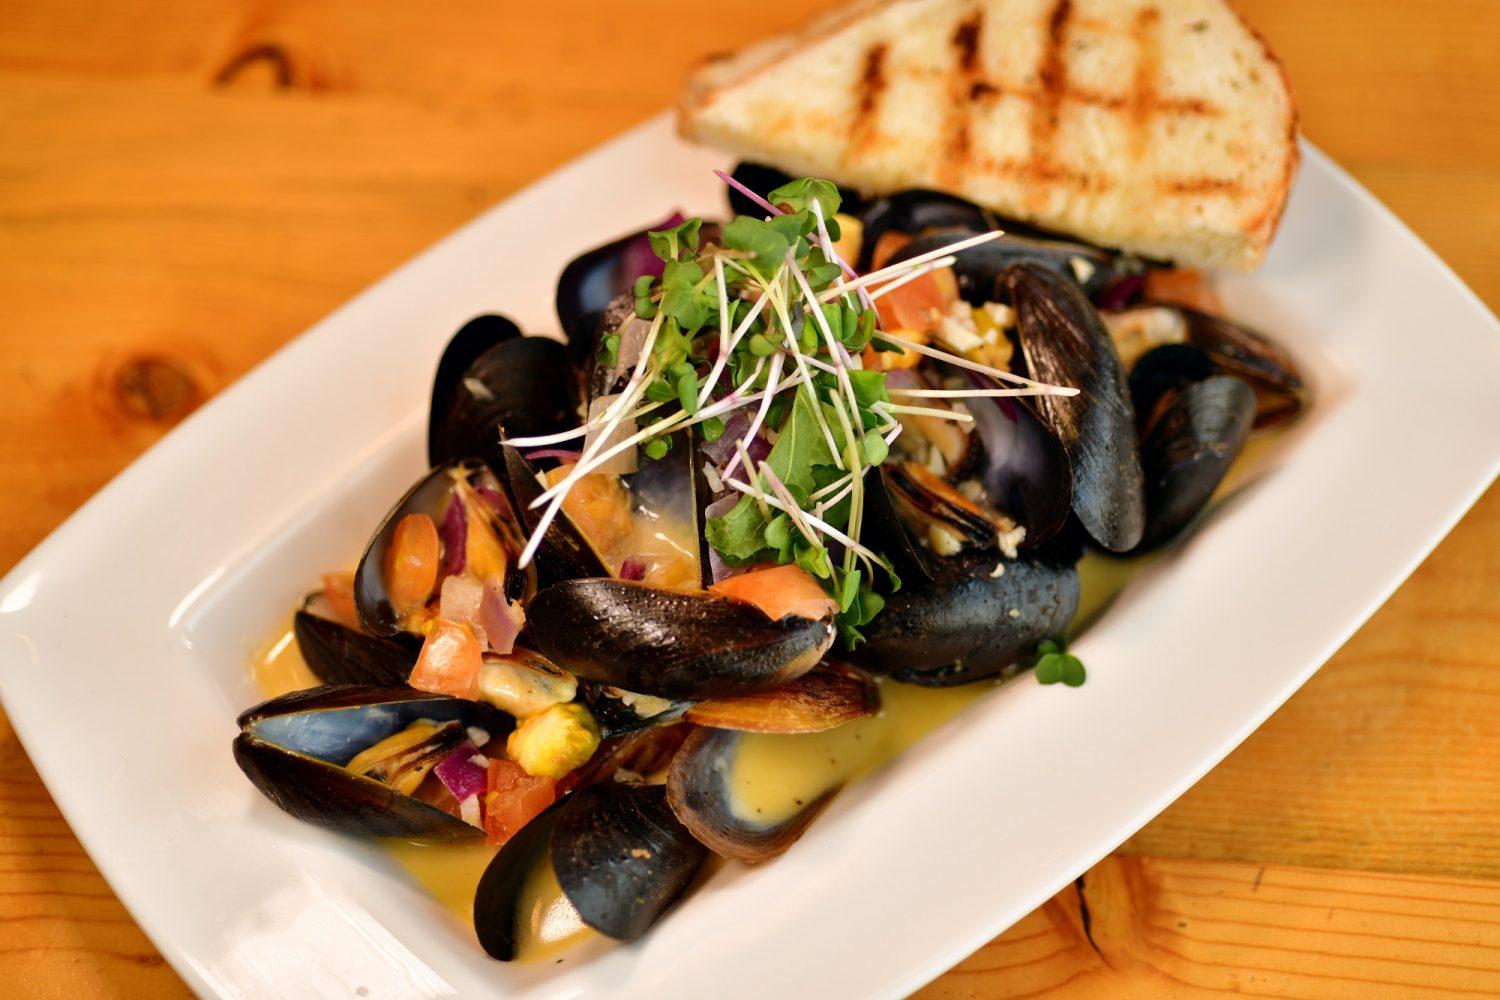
[578,682,694,739]
[234,685,508,839]
[1128,344,1217,434]
[293,605,416,687]
[861,467,936,583]
[856,191,996,271]
[354,461,513,636]
[667,726,836,863]
[1136,376,1256,552]
[474,782,706,959]
[428,314,521,465]
[429,326,580,471]
[525,579,834,699]
[1007,263,1146,552]
[1179,307,1306,429]
[884,227,1121,302]
[685,661,879,734]
[499,444,613,585]
[849,550,1079,686]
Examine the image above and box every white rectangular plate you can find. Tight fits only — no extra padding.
[2,115,1498,999]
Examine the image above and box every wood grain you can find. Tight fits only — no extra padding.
[0,0,1496,995]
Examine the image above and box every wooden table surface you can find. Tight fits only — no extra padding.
[1,1,1497,996]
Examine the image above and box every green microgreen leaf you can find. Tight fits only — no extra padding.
[766,178,843,218]
[676,370,699,415]
[861,434,889,467]
[647,217,702,262]
[633,275,658,319]
[700,416,725,443]
[643,437,669,461]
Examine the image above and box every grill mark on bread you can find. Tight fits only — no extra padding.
[1025,0,1074,206]
[1129,7,1162,159]
[1158,177,1245,195]
[848,43,889,160]
[941,9,989,185]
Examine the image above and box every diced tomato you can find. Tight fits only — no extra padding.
[384,513,441,616]
[320,572,359,628]
[864,232,958,370]
[408,618,483,700]
[484,758,558,846]
[710,565,837,622]
[1143,268,1223,313]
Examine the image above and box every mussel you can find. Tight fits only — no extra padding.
[666,726,836,864]
[724,162,865,221]
[524,579,835,699]
[474,781,707,960]
[1135,375,1256,552]
[498,444,614,585]
[293,601,417,687]
[428,315,581,471]
[1007,263,1146,552]
[555,214,680,366]
[850,549,1079,686]
[1104,305,1306,430]
[234,685,508,839]
[856,190,996,271]
[579,683,693,739]
[685,661,879,734]
[354,460,530,638]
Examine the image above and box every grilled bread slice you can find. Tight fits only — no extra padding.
[680,0,1298,270]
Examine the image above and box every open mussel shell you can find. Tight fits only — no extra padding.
[428,317,580,471]
[525,579,835,699]
[967,389,1073,547]
[850,550,1079,686]
[233,685,507,839]
[1128,343,1218,433]
[1136,376,1256,552]
[685,661,879,734]
[667,726,836,863]
[354,460,514,637]
[1179,307,1306,430]
[1007,263,1145,552]
[499,444,613,585]
[474,782,707,959]
[293,603,416,687]
[886,226,1122,302]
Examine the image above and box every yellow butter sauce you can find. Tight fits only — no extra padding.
[251,617,320,698]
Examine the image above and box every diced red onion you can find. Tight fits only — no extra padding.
[478,582,523,655]
[524,448,583,463]
[439,499,468,577]
[477,486,512,519]
[619,557,647,581]
[620,211,684,284]
[434,747,489,803]
[1094,274,1145,312]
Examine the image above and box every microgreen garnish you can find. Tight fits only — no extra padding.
[503,171,1081,643]
[1032,638,1086,687]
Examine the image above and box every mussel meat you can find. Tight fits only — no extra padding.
[234,685,508,839]
[474,781,707,959]
[354,461,530,638]
[524,579,835,699]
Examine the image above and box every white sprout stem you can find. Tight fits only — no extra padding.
[696,283,770,408]
[790,252,864,437]
[809,197,873,335]
[867,256,957,301]
[814,477,857,517]
[819,230,1005,302]
[764,277,846,470]
[810,471,853,501]
[875,330,1078,395]
[695,255,731,409]
[875,401,975,422]
[504,399,663,449]
[758,462,821,550]
[888,386,1070,399]
[723,351,784,480]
